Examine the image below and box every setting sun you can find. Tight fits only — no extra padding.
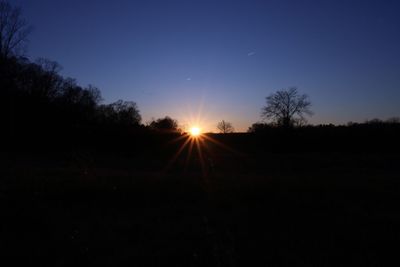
[189,127,201,137]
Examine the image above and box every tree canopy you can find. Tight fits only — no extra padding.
[148,116,179,132]
[261,87,312,128]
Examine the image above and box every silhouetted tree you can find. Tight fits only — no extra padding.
[0,4,149,146]
[365,118,383,125]
[99,100,141,126]
[0,1,32,58]
[217,120,234,133]
[386,117,400,124]
[247,122,274,133]
[23,58,63,100]
[149,116,178,132]
[262,87,312,128]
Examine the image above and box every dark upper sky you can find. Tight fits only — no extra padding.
[16,0,400,131]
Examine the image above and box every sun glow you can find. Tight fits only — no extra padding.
[189,126,201,137]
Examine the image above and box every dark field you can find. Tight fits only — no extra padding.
[2,1,400,265]
[2,133,400,266]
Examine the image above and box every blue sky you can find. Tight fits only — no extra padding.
[15,0,400,131]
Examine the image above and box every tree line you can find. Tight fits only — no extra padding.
[1,0,399,141]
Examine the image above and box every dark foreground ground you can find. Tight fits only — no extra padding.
[1,134,400,266]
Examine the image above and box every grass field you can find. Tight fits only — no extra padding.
[2,145,400,266]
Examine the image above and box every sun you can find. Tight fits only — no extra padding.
[189,126,201,137]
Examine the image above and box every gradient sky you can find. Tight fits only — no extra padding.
[15,0,400,131]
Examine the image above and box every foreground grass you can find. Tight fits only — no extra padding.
[1,152,400,266]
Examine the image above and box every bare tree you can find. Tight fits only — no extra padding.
[0,1,32,58]
[217,120,234,133]
[261,87,312,128]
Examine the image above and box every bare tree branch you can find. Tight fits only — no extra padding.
[261,87,313,128]
[0,1,31,58]
[217,120,235,133]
